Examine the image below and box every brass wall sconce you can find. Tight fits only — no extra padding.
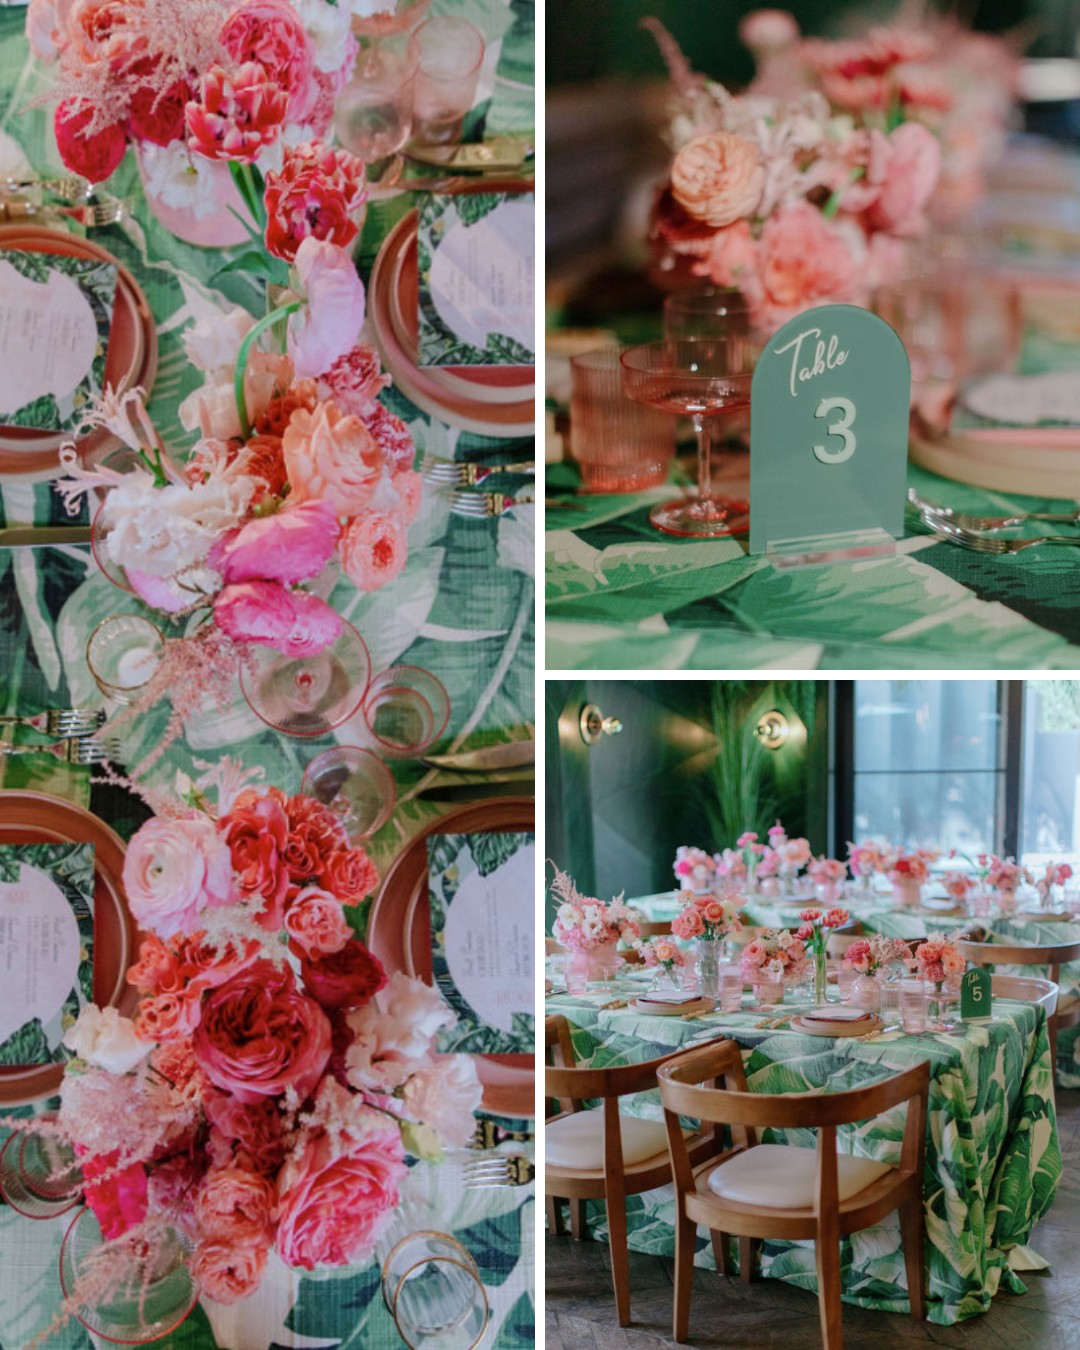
[580,704,623,746]
[754,710,790,749]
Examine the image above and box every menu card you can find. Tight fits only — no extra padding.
[0,843,95,1067]
[953,371,1080,432]
[416,192,535,369]
[0,250,117,432]
[427,831,534,1055]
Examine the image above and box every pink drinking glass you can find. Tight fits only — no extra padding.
[410,15,485,146]
[662,288,752,340]
[620,336,761,538]
[240,621,372,739]
[570,347,674,493]
[335,32,419,175]
[0,1123,81,1220]
[361,664,450,759]
[301,746,397,840]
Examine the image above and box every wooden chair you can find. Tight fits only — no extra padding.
[638,920,674,938]
[957,938,1080,1064]
[545,1041,720,1327]
[657,1040,930,1349]
[990,973,1058,1021]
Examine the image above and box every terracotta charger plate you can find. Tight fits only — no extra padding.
[369,210,534,438]
[789,1012,882,1038]
[0,225,158,481]
[366,797,535,1118]
[631,996,714,1017]
[0,791,140,1104]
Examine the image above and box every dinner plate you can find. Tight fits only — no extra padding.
[366,797,535,1118]
[790,1014,882,1038]
[0,790,139,1104]
[369,211,533,438]
[802,1005,869,1022]
[0,226,158,481]
[631,996,714,1017]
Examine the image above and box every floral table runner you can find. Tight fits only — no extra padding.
[546,974,1060,1326]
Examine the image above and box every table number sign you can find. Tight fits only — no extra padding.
[427,831,534,1055]
[0,842,94,1066]
[748,304,910,557]
[961,967,992,1021]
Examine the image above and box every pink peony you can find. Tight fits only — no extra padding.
[275,1123,406,1269]
[122,816,234,940]
[220,0,316,122]
[671,131,765,228]
[283,887,351,956]
[865,122,942,236]
[213,582,344,658]
[340,509,408,593]
[287,239,367,380]
[193,960,332,1105]
[401,1054,483,1150]
[212,499,341,587]
[191,1238,268,1304]
[746,202,862,331]
[283,398,382,516]
[694,219,758,289]
[186,62,288,164]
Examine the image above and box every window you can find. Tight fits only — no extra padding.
[848,681,1007,856]
[1020,681,1080,871]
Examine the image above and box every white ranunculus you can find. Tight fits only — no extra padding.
[63,1006,151,1074]
[182,307,257,377]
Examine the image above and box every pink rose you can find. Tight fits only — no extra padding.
[402,1055,483,1150]
[671,132,765,228]
[866,122,942,236]
[134,991,202,1042]
[195,1166,275,1245]
[191,1238,267,1304]
[701,900,728,925]
[203,1089,288,1175]
[283,399,382,516]
[212,499,341,587]
[287,239,366,381]
[340,509,408,592]
[220,0,315,122]
[746,202,862,331]
[193,960,332,1104]
[672,907,705,940]
[127,935,183,995]
[275,1123,406,1269]
[284,887,351,956]
[122,816,234,940]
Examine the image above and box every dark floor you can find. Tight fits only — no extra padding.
[545,1089,1080,1349]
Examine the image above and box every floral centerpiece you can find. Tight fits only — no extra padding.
[766,821,810,895]
[671,889,742,1001]
[735,830,768,891]
[912,932,966,1027]
[672,845,721,894]
[549,863,643,991]
[645,16,943,328]
[739,927,807,1002]
[847,838,888,893]
[1036,862,1074,910]
[636,936,686,992]
[841,934,910,1011]
[794,905,849,1004]
[984,856,1033,907]
[807,856,847,904]
[26,0,364,244]
[19,759,481,1322]
[885,848,932,908]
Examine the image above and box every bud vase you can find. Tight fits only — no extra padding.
[850,972,881,1013]
[696,938,722,1000]
[136,145,252,249]
[649,964,682,994]
[813,947,828,1006]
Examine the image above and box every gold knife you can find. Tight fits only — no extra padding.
[0,525,92,548]
[405,136,534,172]
[421,741,535,772]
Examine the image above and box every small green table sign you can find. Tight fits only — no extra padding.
[748,304,911,558]
[961,968,992,1020]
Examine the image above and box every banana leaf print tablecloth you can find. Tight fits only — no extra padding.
[546,973,1061,1327]
[0,4,535,1347]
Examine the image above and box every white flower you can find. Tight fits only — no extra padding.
[62,1006,150,1074]
[402,1055,483,1151]
[556,903,582,929]
[344,972,455,1093]
[102,474,254,578]
[581,914,605,941]
[293,0,355,72]
[776,929,794,949]
[182,307,257,377]
[138,143,224,219]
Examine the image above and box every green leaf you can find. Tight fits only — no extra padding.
[212,250,289,286]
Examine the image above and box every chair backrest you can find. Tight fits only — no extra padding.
[958,939,1080,987]
[657,1040,930,1212]
[545,937,563,956]
[990,973,1059,1018]
[826,931,865,957]
[638,920,674,939]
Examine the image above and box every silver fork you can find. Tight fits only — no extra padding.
[450,490,535,518]
[470,1119,533,1151]
[921,514,1080,554]
[0,709,105,737]
[424,459,535,487]
[0,737,121,764]
[462,1155,534,1189]
[908,489,1080,532]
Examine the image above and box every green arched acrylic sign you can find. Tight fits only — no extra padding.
[748,304,911,556]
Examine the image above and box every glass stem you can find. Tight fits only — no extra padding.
[693,413,713,505]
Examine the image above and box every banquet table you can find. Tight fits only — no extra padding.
[0,3,536,1346]
[546,969,1061,1326]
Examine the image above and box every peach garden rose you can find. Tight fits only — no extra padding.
[671,131,765,228]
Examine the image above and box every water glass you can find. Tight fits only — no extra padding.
[0,1123,81,1220]
[86,614,165,704]
[361,665,451,759]
[899,979,929,1034]
[717,963,743,1013]
[411,16,485,147]
[662,287,751,340]
[383,1233,489,1349]
[301,746,396,840]
[336,33,418,167]
[570,347,674,493]
[836,963,856,1000]
[879,977,901,1027]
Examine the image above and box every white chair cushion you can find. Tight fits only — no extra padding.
[706,1143,892,1209]
[546,1109,672,1169]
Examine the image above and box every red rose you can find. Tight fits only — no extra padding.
[54,100,127,183]
[222,792,292,928]
[263,140,367,263]
[300,938,386,1012]
[318,847,379,906]
[193,960,331,1105]
[127,59,190,146]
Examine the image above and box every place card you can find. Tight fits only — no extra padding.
[953,371,1080,432]
[0,250,117,432]
[427,830,534,1055]
[0,842,95,1066]
[961,968,991,1020]
[416,192,534,368]
[748,304,911,559]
